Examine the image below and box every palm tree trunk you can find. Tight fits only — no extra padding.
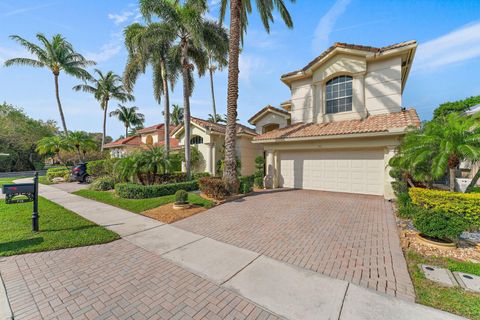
[209,67,217,123]
[125,125,129,138]
[466,168,480,192]
[181,41,191,180]
[101,99,109,152]
[449,167,456,191]
[161,59,170,156]
[76,146,82,163]
[223,0,241,193]
[54,73,68,135]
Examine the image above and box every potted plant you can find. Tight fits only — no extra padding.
[173,189,191,210]
[413,207,468,249]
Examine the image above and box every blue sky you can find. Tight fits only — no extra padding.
[1,0,480,139]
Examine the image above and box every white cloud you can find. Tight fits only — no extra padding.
[0,46,34,64]
[311,0,351,52]
[108,11,134,25]
[85,32,123,63]
[2,2,58,17]
[414,21,480,71]
[239,55,266,85]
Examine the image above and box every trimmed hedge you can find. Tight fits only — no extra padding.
[413,208,468,242]
[192,172,211,180]
[86,159,118,177]
[115,180,198,199]
[239,175,254,194]
[90,177,115,191]
[409,187,480,226]
[198,177,230,200]
[46,167,70,182]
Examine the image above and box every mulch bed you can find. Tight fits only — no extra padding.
[141,204,206,224]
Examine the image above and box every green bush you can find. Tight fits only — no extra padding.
[470,187,480,193]
[46,167,70,182]
[239,175,254,194]
[198,177,230,200]
[254,156,265,188]
[175,190,189,204]
[409,187,480,227]
[115,180,198,199]
[413,208,468,242]
[168,153,182,172]
[396,192,416,219]
[90,177,115,191]
[193,172,211,180]
[87,159,118,177]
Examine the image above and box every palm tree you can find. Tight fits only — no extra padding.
[4,33,95,135]
[206,46,228,123]
[207,113,225,123]
[141,146,171,184]
[66,131,96,163]
[124,22,179,155]
[73,70,134,151]
[219,0,294,192]
[36,135,71,165]
[170,104,184,126]
[109,105,145,138]
[140,0,228,179]
[397,113,480,191]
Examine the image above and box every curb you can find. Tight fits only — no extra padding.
[0,272,13,320]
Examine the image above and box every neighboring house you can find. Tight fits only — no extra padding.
[171,117,262,176]
[248,41,420,199]
[104,123,180,158]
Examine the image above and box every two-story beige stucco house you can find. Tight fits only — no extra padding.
[248,41,421,199]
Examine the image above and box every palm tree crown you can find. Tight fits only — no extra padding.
[4,33,95,135]
[73,69,134,150]
[109,105,145,138]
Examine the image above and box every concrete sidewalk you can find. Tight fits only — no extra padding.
[6,179,465,320]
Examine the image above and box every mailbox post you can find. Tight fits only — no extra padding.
[2,172,40,232]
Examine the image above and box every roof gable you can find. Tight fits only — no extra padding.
[248,105,291,124]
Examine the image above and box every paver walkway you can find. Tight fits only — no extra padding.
[0,181,464,320]
[174,189,414,300]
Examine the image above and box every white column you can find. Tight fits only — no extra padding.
[273,151,279,188]
[264,150,275,189]
[206,143,213,175]
[384,146,397,200]
[211,143,216,175]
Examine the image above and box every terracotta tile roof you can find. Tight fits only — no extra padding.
[281,40,417,79]
[137,123,164,134]
[253,109,420,141]
[104,135,142,148]
[248,105,291,124]
[172,117,257,136]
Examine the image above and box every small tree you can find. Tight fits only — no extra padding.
[254,155,265,188]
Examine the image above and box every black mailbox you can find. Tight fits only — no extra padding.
[3,183,35,194]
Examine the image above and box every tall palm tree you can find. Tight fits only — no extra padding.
[170,104,184,126]
[219,0,294,192]
[4,33,95,135]
[73,70,134,151]
[109,105,145,138]
[140,0,228,179]
[124,22,179,155]
[206,45,228,123]
[36,135,72,165]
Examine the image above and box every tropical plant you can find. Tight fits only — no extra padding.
[4,33,95,135]
[206,44,228,123]
[73,69,134,150]
[433,95,480,119]
[124,22,179,154]
[36,135,71,165]
[207,113,225,123]
[140,0,229,180]
[141,146,171,184]
[66,131,97,163]
[219,0,295,192]
[109,105,145,137]
[170,104,184,126]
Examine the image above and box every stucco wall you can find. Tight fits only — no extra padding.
[254,113,290,134]
[236,136,263,176]
[290,78,314,124]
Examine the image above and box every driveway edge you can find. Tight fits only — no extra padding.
[0,272,13,320]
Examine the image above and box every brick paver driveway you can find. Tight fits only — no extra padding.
[0,240,278,320]
[175,189,414,301]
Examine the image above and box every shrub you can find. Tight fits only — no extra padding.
[239,175,254,194]
[254,156,265,188]
[169,153,182,172]
[470,187,480,194]
[175,190,189,204]
[46,167,70,182]
[192,172,211,180]
[409,187,480,227]
[198,177,230,200]
[413,208,468,242]
[136,172,189,184]
[115,180,198,199]
[90,177,115,191]
[87,159,118,177]
[396,192,417,219]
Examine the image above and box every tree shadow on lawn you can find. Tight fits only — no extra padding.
[0,237,44,253]
[40,225,98,232]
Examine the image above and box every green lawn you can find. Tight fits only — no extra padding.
[406,250,480,319]
[0,176,26,188]
[0,197,119,257]
[73,189,214,213]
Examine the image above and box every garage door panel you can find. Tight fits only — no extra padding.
[279,149,384,196]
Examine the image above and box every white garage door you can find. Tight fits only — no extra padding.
[279,149,384,195]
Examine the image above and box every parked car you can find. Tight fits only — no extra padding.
[71,163,91,183]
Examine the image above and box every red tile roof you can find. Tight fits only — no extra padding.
[253,109,420,141]
[281,40,417,79]
[104,135,142,148]
[137,123,164,134]
[248,105,291,124]
[172,117,257,136]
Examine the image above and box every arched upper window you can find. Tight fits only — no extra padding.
[325,75,353,114]
[262,123,280,133]
[146,135,153,145]
[190,135,204,145]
